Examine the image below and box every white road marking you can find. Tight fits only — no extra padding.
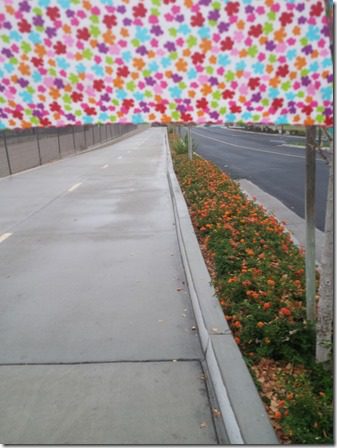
[270,140,286,144]
[117,156,123,160]
[221,127,306,139]
[0,233,12,243]
[68,182,82,192]
[192,130,324,162]
[102,164,109,169]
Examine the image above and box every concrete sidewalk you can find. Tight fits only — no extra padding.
[0,128,220,444]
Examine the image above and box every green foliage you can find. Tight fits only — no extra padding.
[171,148,333,444]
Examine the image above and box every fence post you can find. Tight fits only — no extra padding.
[3,131,12,175]
[72,126,76,151]
[56,127,61,158]
[35,128,42,165]
[83,126,87,149]
[92,125,95,145]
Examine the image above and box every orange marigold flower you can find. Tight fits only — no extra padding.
[263,302,272,310]
[256,321,265,329]
[233,321,241,329]
[267,279,275,287]
[274,411,282,420]
[279,307,291,317]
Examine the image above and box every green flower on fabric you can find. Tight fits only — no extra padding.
[21,42,32,53]
[247,46,258,58]
[82,49,93,60]
[90,26,100,38]
[263,23,273,34]
[187,35,197,48]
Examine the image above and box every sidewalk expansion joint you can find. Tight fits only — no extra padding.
[0,358,204,366]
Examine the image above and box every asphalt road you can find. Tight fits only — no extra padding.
[190,126,329,231]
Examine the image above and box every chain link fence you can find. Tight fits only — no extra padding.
[0,123,139,177]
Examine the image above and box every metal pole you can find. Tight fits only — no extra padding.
[92,125,95,145]
[35,128,42,165]
[187,126,193,160]
[305,125,316,322]
[3,131,12,175]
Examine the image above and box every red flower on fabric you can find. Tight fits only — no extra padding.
[103,14,117,28]
[222,89,234,99]
[93,80,105,92]
[280,12,294,26]
[191,12,205,27]
[84,107,97,116]
[71,92,83,103]
[221,37,234,51]
[196,98,208,109]
[192,52,205,65]
[18,19,31,33]
[77,28,90,41]
[133,3,147,18]
[276,64,289,77]
[31,57,43,67]
[54,41,66,55]
[248,77,260,90]
[47,6,60,21]
[117,66,130,78]
[13,110,23,119]
[249,24,263,38]
[310,1,324,16]
[40,118,51,126]
[181,112,193,122]
[225,2,240,16]
[272,98,284,110]
[122,99,134,109]
[155,103,166,113]
[230,104,242,113]
[302,105,313,115]
[50,102,62,112]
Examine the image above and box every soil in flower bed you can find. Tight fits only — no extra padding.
[169,134,333,444]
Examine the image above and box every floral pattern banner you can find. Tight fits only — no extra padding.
[0,0,333,129]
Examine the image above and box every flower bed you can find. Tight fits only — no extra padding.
[170,135,333,444]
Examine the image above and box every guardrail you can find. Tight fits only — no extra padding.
[0,124,138,177]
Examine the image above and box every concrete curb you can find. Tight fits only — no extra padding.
[164,130,278,445]
[238,179,324,266]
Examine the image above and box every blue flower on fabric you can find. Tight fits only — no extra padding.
[28,32,41,44]
[252,62,264,75]
[135,27,151,42]
[169,86,182,98]
[218,54,230,67]
[178,24,191,35]
[92,65,104,76]
[122,51,132,63]
[132,114,144,123]
[306,26,321,42]
[116,89,127,100]
[187,68,197,80]
[76,63,86,73]
[268,88,280,99]
[56,57,70,70]
[160,57,171,68]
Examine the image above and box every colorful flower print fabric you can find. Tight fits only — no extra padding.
[0,0,333,129]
